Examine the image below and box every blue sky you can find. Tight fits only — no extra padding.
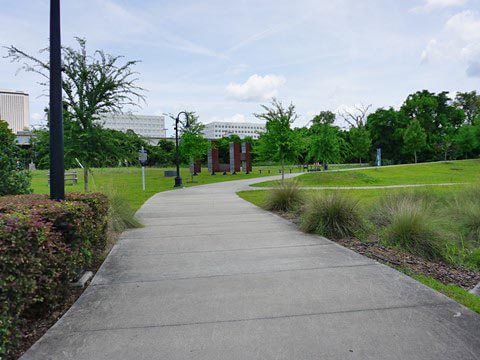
[1,0,479,135]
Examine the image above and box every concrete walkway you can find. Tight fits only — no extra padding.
[22,176,480,360]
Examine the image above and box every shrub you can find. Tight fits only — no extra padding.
[0,120,31,196]
[372,194,444,260]
[0,213,74,356]
[263,181,304,212]
[0,193,108,358]
[0,193,108,267]
[300,193,362,239]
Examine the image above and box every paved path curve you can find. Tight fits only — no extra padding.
[22,176,479,360]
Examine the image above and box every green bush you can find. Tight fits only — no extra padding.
[263,181,304,212]
[0,193,108,358]
[0,120,31,196]
[0,213,74,356]
[300,193,362,239]
[372,194,444,260]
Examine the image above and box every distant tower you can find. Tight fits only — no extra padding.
[0,89,30,133]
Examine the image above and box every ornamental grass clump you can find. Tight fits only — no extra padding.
[300,193,362,239]
[372,193,444,261]
[447,187,480,246]
[102,188,143,233]
[263,181,304,212]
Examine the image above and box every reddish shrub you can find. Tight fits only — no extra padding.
[0,193,108,358]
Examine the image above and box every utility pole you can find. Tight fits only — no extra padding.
[49,0,65,200]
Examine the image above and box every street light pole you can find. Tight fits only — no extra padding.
[49,0,65,200]
[174,111,190,188]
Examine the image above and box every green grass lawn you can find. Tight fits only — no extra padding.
[31,165,301,211]
[411,274,480,314]
[237,185,470,210]
[252,159,480,188]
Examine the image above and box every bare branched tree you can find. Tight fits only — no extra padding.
[338,104,372,128]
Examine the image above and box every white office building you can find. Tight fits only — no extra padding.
[98,113,166,144]
[203,121,266,140]
[0,89,30,133]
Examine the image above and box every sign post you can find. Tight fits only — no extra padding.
[138,147,148,191]
[376,148,382,167]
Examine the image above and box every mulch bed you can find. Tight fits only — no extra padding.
[12,287,85,360]
[335,237,480,290]
[275,211,480,291]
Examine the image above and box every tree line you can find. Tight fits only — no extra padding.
[5,38,479,172]
[254,90,480,167]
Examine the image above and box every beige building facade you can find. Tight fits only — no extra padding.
[0,89,30,133]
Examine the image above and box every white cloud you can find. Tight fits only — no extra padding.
[207,114,248,124]
[420,10,480,77]
[466,61,480,77]
[411,0,468,13]
[229,64,249,75]
[226,74,286,102]
[445,10,480,42]
[420,39,441,63]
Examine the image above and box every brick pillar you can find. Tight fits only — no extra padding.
[243,142,252,173]
[208,141,219,174]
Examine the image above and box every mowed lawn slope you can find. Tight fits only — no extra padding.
[31,166,299,211]
[252,159,480,188]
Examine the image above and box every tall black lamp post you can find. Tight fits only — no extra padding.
[174,111,190,188]
[49,0,65,200]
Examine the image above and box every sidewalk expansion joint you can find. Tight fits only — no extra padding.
[62,301,452,335]
[91,262,379,287]
[113,242,334,256]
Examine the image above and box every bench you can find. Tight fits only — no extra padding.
[164,170,177,177]
[48,171,78,185]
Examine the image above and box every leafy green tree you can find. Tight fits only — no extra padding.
[308,120,341,167]
[453,125,480,159]
[6,37,146,189]
[292,127,311,165]
[254,99,299,181]
[455,91,480,125]
[403,119,427,163]
[6,38,145,131]
[0,120,31,195]
[170,111,208,168]
[366,107,408,164]
[349,126,371,164]
[312,111,336,125]
[400,90,464,160]
[156,139,176,166]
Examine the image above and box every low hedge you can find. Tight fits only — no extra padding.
[0,193,108,358]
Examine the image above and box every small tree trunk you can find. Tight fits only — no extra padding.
[84,166,89,192]
[281,157,285,183]
[414,151,417,164]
